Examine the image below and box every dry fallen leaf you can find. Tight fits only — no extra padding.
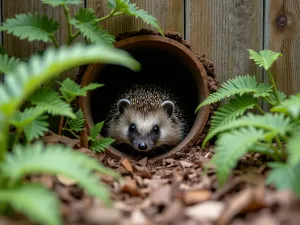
[150,185,172,206]
[130,209,150,225]
[120,179,142,197]
[185,201,224,222]
[84,206,123,225]
[182,189,212,205]
[180,160,193,168]
[42,134,80,147]
[57,175,77,186]
[121,158,134,173]
[155,200,184,224]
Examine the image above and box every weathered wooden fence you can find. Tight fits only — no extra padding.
[1,0,300,95]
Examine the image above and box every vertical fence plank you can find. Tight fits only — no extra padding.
[265,0,300,95]
[186,0,264,84]
[87,0,184,36]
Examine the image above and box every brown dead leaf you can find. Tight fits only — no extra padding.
[185,201,225,222]
[130,209,151,225]
[133,165,153,178]
[120,158,133,173]
[57,175,77,186]
[155,200,184,224]
[218,186,268,225]
[30,175,54,189]
[84,206,123,225]
[43,134,79,148]
[76,147,96,158]
[120,178,142,197]
[137,157,148,166]
[182,190,212,205]
[150,185,172,206]
[180,160,193,168]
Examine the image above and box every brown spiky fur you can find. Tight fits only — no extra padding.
[106,84,186,151]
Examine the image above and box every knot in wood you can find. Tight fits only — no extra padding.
[276,15,287,27]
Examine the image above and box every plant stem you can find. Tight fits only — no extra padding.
[50,35,59,48]
[263,97,274,106]
[96,8,118,23]
[12,128,22,148]
[62,128,80,139]
[0,124,9,162]
[275,136,286,160]
[69,31,80,43]
[58,116,65,135]
[255,104,265,114]
[267,70,281,104]
[62,5,73,45]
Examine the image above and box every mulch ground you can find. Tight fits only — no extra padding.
[2,30,300,225]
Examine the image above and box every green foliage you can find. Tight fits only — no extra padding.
[90,137,115,153]
[89,121,104,141]
[108,0,164,36]
[70,8,115,45]
[0,54,20,74]
[66,109,85,132]
[199,49,300,197]
[0,184,61,225]
[248,49,282,71]
[28,88,75,118]
[59,77,103,103]
[42,0,81,6]
[1,0,163,46]
[0,13,59,43]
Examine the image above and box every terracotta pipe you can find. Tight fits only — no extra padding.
[79,35,210,161]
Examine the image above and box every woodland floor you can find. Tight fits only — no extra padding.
[1,133,300,225]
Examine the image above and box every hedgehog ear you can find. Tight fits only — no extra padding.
[117,99,131,114]
[161,101,174,118]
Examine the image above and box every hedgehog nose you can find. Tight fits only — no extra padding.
[138,142,148,151]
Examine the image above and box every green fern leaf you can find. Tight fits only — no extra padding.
[28,88,75,118]
[271,94,300,118]
[0,43,140,121]
[195,75,272,112]
[89,121,104,141]
[210,95,256,132]
[0,13,59,42]
[59,78,103,103]
[0,54,20,74]
[67,109,84,132]
[203,113,292,147]
[0,184,61,225]
[248,49,282,71]
[70,8,115,45]
[1,142,112,204]
[211,127,265,186]
[90,137,114,152]
[42,0,81,6]
[24,115,49,142]
[108,0,163,36]
[267,162,300,196]
[268,90,287,105]
[287,133,300,165]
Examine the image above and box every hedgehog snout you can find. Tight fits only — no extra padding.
[132,138,154,152]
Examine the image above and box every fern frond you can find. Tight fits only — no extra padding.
[0,13,59,42]
[209,95,256,132]
[108,0,163,36]
[90,137,114,152]
[287,133,300,165]
[271,94,300,118]
[202,113,292,147]
[267,162,300,196]
[0,43,140,121]
[248,49,282,71]
[24,115,49,142]
[59,78,103,103]
[0,54,20,74]
[89,121,104,141]
[28,88,75,118]
[268,90,287,105]
[70,8,115,45]
[210,127,265,185]
[42,0,81,6]
[195,75,272,112]
[0,184,61,225]
[67,109,84,132]
[1,142,112,204]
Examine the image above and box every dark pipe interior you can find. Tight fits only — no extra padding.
[89,41,199,158]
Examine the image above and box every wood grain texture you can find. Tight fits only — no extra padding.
[186,0,264,84]
[87,0,184,35]
[2,0,83,79]
[266,0,300,94]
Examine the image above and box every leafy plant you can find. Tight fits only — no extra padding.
[0,43,140,225]
[196,49,300,196]
[0,0,164,48]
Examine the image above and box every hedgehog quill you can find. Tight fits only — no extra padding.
[106,84,187,153]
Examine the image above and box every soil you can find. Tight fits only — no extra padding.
[3,30,300,225]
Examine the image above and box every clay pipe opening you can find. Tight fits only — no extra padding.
[79,35,210,161]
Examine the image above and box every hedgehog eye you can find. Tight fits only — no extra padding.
[129,123,136,133]
[152,125,160,135]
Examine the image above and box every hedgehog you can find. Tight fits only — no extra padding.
[105,84,187,153]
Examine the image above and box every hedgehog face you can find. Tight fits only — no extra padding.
[108,99,182,152]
